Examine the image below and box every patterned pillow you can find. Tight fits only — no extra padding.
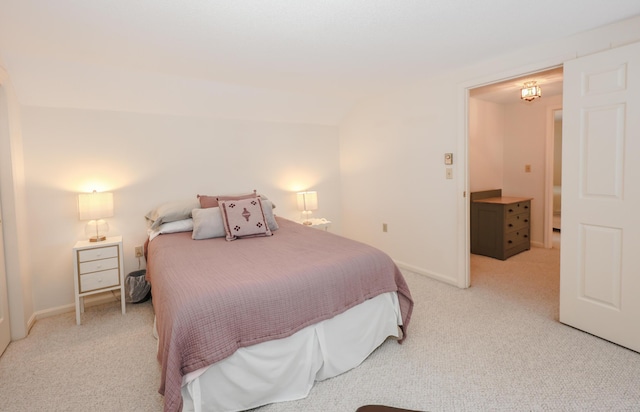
[219,197,273,241]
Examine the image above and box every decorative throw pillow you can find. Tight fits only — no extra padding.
[219,197,272,241]
[191,207,226,240]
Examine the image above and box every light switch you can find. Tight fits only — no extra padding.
[444,153,453,165]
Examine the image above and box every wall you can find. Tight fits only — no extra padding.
[340,16,640,286]
[20,106,341,314]
[339,81,460,283]
[0,63,33,339]
[502,94,563,245]
[468,98,505,192]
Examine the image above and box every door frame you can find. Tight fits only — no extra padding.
[458,57,569,287]
[544,106,563,248]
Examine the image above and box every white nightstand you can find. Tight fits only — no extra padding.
[73,236,126,325]
[300,218,332,231]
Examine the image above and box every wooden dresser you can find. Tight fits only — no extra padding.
[471,189,532,260]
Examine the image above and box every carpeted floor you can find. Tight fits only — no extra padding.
[1,246,639,411]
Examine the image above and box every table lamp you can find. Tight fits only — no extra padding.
[78,190,114,242]
[296,191,318,225]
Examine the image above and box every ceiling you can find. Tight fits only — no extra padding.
[0,1,639,106]
[470,67,564,104]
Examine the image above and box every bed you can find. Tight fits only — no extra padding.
[145,196,414,412]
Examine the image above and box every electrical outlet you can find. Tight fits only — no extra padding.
[135,246,144,257]
[382,223,388,233]
[446,168,453,179]
[525,164,532,173]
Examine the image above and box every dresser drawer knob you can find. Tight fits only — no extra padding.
[508,223,513,227]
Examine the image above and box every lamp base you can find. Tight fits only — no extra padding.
[302,221,312,226]
[85,219,109,242]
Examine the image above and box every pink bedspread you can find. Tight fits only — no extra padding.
[147,217,413,412]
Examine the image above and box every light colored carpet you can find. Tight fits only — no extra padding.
[1,246,639,411]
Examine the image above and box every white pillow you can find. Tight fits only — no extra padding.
[261,200,279,232]
[146,199,200,230]
[148,218,194,241]
[192,207,226,240]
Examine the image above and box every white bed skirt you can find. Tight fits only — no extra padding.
[178,291,403,412]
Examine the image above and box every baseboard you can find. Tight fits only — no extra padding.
[394,260,459,287]
[531,240,544,248]
[26,312,37,334]
[34,292,121,321]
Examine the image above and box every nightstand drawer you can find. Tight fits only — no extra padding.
[78,246,118,262]
[79,257,119,274]
[80,268,120,293]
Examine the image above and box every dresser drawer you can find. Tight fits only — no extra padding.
[505,228,529,248]
[79,268,120,293]
[505,201,530,216]
[79,257,119,275]
[77,245,118,262]
[506,212,530,232]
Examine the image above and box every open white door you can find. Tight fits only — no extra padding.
[0,205,10,356]
[560,41,640,352]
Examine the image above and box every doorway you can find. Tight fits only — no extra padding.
[467,66,563,286]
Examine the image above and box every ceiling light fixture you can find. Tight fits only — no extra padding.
[521,81,542,102]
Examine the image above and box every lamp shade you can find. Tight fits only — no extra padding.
[78,191,114,220]
[296,191,318,212]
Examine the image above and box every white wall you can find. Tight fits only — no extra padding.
[20,106,341,314]
[502,94,562,245]
[469,98,505,192]
[340,16,640,285]
[339,82,460,283]
[0,63,33,339]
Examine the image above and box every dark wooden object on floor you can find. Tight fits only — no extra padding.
[356,405,424,412]
[470,189,532,260]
